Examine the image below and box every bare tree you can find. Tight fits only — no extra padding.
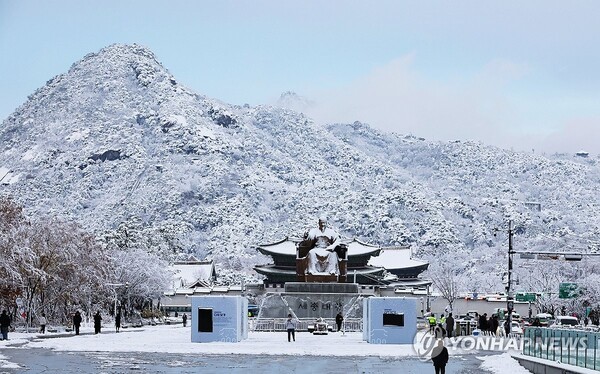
[429,264,464,313]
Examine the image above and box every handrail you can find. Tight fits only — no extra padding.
[252,317,363,332]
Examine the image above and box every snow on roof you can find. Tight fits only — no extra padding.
[257,238,298,255]
[368,246,427,270]
[258,237,380,256]
[211,286,230,293]
[193,287,212,294]
[169,261,215,290]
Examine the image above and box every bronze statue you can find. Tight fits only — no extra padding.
[299,216,344,275]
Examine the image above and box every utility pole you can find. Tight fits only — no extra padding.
[506,220,515,336]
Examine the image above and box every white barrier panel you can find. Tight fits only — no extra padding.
[363,297,417,344]
[191,296,248,343]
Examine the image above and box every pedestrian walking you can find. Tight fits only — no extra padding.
[94,311,102,334]
[73,311,82,335]
[285,314,296,342]
[0,310,11,340]
[428,314,437,334]
[434,323,446,339]
[479,313,488,335]
[445,313,454,338]
[335,312,344,332]
[431,339,449,374]
[182,313,188,327]
[115,311,121,333]
[490,315,499,337]
[39,313,47,334]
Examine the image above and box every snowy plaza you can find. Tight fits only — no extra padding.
[0,323,538,373]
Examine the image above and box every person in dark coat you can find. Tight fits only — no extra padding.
[94,311,102,334]
[335,312,344,332]
[479,313,488,334]
[434,323,446,339]
[0,310,11,340]
[73,311,82,335]
[182,313,188,327]
[431,339,449,374]
[115,311,121,333]
[490,315,499,336]
[445,313,454,338]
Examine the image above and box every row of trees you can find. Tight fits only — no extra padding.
[0,197,172,326]
[428,257,600,320]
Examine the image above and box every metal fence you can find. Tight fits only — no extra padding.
[251,318,363,332]
[523,326,600,371]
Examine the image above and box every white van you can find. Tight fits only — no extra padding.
[535,313,553,327]
[553,316,579,327]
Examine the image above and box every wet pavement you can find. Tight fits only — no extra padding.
[1,348,497,373]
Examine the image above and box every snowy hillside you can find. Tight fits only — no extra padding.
[1,44,599,289]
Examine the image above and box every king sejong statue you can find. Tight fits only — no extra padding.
[304,215,341,275]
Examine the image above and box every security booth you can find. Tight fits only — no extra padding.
[363,297,417,344]
[191,295,248,343]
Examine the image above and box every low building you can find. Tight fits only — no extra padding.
[161,257,217,315]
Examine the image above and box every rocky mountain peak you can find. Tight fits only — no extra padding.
[1,45,599,287]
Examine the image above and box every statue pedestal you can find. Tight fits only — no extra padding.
[285,282,359,294]
[304,274,338,283]
[257,283,363,320]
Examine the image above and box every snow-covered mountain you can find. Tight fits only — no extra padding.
[1,44,599,287]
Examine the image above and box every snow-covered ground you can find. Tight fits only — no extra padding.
[0,324,532,373]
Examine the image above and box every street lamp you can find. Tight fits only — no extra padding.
[507,221,516,335]
[493,220,516,335]
[426,284,431,313]
[496,221,515,336]
[125,282,130,318]
[106,283,125,317]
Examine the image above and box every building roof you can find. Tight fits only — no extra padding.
[257,237,381,257]
[169,259,216,291]
[367,246,428,270]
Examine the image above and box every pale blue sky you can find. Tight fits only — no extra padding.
[1,1,599,153]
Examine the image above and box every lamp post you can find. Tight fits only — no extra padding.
[125,282,130,318]
[106,283,125,317]
[426,284,431,313]
[505,221,515,336]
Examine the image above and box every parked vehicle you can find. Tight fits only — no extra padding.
[552,316,579,327]
[535,313,554,327]
[510,321,523,335]
[164,316,183,325]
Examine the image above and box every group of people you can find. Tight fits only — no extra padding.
[0,310,48,340]
[0,308,118,339]
[428,311,512,338]
[477,313,507,336]
[425,313,451,373]
[284,312,345,342]
[427,312,455,338]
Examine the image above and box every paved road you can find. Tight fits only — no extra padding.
[1,348,497,373]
